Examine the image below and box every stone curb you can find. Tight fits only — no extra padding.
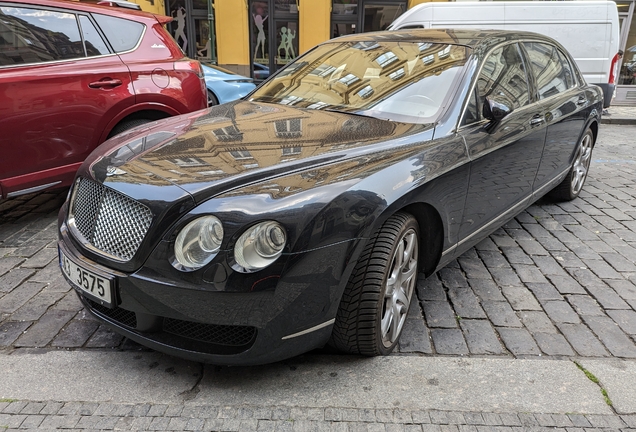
[0,401,634,431]
[600,117,636,125]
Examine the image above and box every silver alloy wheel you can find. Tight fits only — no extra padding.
[571,132,593,195]
[381,228,418,347]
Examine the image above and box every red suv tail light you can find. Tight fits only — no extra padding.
[174,60,204,79]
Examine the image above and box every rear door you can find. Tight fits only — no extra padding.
[0,4,133,196]
[521,42,587,192]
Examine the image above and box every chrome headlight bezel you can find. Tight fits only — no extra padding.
[172,215,224,272]
[232,221,287,273]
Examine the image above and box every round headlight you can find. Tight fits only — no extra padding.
[173,216,224,271]
[234,221,287,272]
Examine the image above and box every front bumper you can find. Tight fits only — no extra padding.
[58,219,353,365]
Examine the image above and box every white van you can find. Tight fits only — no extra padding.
[388,1,620,106]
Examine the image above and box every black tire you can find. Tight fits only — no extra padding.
[548,128,594,201]
[330,212,419,356]
[207,90,219,107]
[108,118,152,139]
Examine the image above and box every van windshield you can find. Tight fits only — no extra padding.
[249,41,471,124]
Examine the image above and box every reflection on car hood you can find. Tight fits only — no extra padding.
[88,101,432,202]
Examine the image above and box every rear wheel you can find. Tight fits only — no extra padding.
[548,128,594,201]
[330,212,419,356]
[108,118,152,139]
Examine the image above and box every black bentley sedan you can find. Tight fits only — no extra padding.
[58,29,602,365]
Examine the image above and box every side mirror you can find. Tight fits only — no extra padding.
[483,97,513,123]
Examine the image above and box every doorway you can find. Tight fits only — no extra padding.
[331,0,406,39]
[249,0,299,80]
[166,0,216,62]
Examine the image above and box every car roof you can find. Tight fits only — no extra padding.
[327,28,559,52]
[5,0,164,22]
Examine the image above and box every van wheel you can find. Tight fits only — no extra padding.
[330,212,419,356]
[108,118,152,139]
[548,128,594,201]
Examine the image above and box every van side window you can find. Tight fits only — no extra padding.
[0,7,84,66]
[476,43,530,112]
[522,42,572,99]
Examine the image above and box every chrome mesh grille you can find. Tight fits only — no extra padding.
[70,178,153,261]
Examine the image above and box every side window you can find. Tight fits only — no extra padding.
[93,14,144,53]
[0,6,84,66]
[523,42,571,99]
[79,15,110,57]
[460,87,480,126]
[476,43,530,112]
[556,49,576,89]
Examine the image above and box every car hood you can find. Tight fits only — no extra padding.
[86,101,433,203]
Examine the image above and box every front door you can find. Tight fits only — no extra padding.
[457,43,546,253]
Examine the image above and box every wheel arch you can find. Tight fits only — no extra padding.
[588,120,599,146]
[398,202,444,277]
[100,105,180,142]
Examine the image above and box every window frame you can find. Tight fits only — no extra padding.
[519,41,580,103]
[458,41,532,129]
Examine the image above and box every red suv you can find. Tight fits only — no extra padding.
[0,0,207,199]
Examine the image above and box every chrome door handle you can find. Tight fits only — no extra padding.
[530,116,545,126]
[576,96,586,106]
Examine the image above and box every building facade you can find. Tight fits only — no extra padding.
[124,0,636,106]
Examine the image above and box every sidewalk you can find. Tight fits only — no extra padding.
[1,351,636,431]
[601,105,636,124]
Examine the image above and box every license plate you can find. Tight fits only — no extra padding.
[60,249,113,306]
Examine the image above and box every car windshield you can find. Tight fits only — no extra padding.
[249,40,471,123]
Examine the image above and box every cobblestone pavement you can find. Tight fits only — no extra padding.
[0,400,635,431]
[1,125,636,360]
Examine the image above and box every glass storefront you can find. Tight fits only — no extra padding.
[166,0,216,62]
[332,0,406,38]
[250,0,299,77]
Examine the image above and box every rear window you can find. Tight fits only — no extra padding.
[93,13,144,53]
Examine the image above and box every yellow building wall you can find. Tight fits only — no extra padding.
[299,0,331,55]
[215,0,251,76]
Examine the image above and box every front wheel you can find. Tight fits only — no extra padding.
[330,212,419,356]
[548,128,594,201]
